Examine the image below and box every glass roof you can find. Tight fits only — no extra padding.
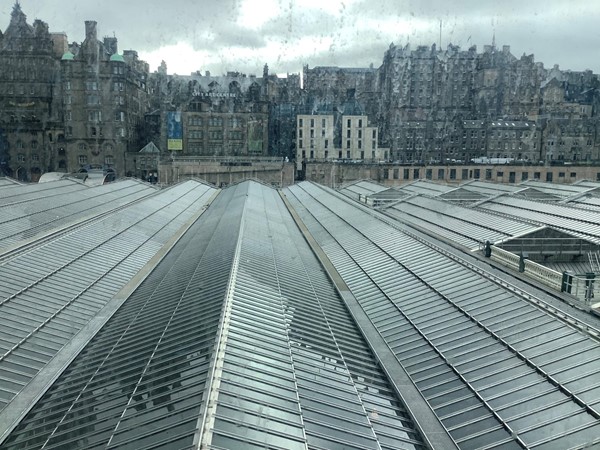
[0,179,158,253]
[477,195,600,244]
[0,180,217,430]
[383,195,539,250]
[1,181,425,450]
[284,181,600,449]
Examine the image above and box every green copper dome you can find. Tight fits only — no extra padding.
[110,53,125,62]
[61,51,74,61]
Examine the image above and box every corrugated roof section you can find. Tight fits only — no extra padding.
[0,180,217,425]
[397,180,455,196]
[384,195,538,250]
[0,179,158,253]
[477,195,600,244]
[1,180,427,450]
[0,178,21,188]
[284,181,600,449]
[0,179,86,206]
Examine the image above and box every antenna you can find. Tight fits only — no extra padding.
[439,19,442,48]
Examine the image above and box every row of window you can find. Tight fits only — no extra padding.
[78,155,114,165]
[298,118,369,129]
[77,81,125,92]
[381,167,581,182]
[187,117,244,128]
[63,111,127,123]
[302,150,378,159]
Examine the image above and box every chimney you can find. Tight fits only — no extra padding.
[85,21,97,42]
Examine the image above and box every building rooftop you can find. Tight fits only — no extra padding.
[1,179,600,449]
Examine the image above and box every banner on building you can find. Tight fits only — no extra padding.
[167,111,183,151]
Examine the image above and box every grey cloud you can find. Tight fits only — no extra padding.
[5,0,600,75]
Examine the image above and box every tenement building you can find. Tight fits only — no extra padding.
[296,113,388,163]
[0,3,150,180]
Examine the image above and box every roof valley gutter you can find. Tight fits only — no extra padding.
[278,189,459,450]
[194,190,247,449]
[0,188,221,446]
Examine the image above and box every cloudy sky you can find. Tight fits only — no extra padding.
[3,0,600,77]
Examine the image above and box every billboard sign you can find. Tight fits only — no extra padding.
[167,111,183,151]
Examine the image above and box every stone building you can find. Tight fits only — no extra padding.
[0,3,150,179]
[296,113,387,164]
[158,71,270,157]
[0,3,63,181]
[60,22,150,176]
[374,42,600,163]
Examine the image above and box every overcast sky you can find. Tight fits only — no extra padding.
[4,0,600,77]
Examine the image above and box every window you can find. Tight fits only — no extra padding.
[298,129,303,138]
[486,169,492,180]
[299,118,303,127]
[347,119,351,128]
[229,131,242,140]
[299,139,303,148]
[346,140,350,149]
[497,171,504,177]
[88,111,102,122]
[570,172,576,178]
[65,81,71,90]
[105,155,114,165]
[66,111,72,121]
[346,150,350,159]
[189,116,202,126]
[31,140,38,149]
[17,153,25,162]
[115,111,125,122]
[372,130,376,139]
[358,140,362,149]
[438,168,444,179]
[322,118,326,128]
[559,172,565,178]
[190,131,203,139]
[404,168,410,179]
[113,81,124,91]
[546,172,553,182]
[522,172,529,181]
[209,130,223,139]
[229,117,242,128]
[534,171,541,180]
[474,169,480,179]
[462,168,468,179]
[85,81,98,91]
[346,130,351,138]
[426,168,432,179]
[358,119,362,127]
[324,139,328,149]
[86,95,100,105]
[78,155,88,164]
[209,117,223,126]
[310,119,314,127]
[414,168,420,178]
